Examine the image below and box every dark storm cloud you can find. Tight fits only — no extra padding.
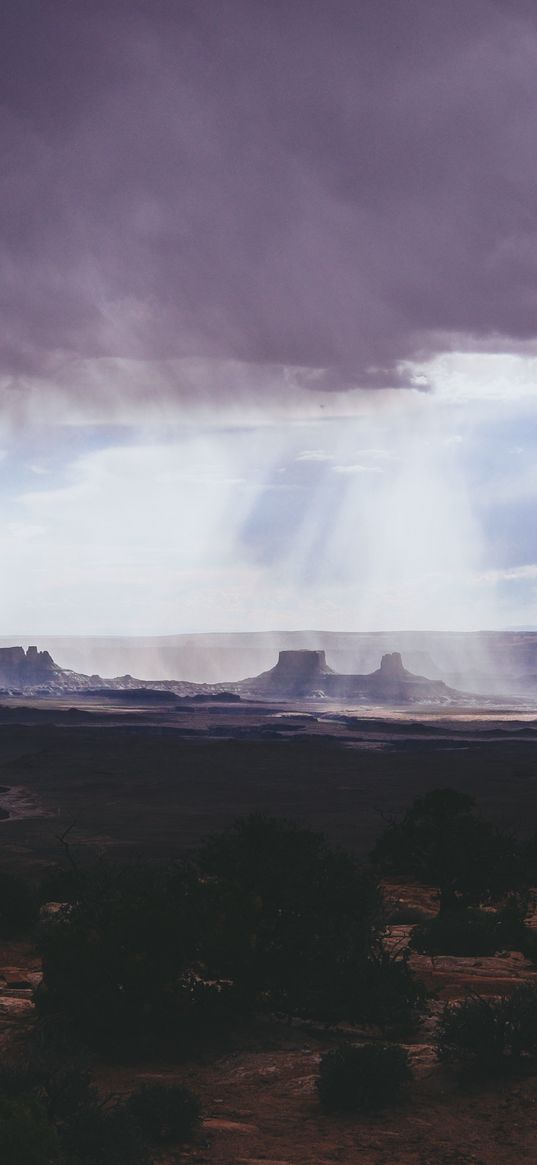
[2,0,537,393]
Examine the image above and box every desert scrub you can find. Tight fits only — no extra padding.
[437,983,537,1076]
[409,906,529,958]
[316,1042,412,1112]
[123,1081,201,1144]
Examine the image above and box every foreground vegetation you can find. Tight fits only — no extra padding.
[0,788,536,1159]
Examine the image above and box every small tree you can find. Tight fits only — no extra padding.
[316,1043,412,1112]
[371,789,522,913]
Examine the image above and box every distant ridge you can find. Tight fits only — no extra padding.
[2,630,536,694]
[0,643,474,705]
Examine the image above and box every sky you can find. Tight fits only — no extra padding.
[1,0,537,635]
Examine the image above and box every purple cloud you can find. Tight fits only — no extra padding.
[3,0,537,393]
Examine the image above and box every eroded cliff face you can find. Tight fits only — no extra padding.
[0,646,59,687]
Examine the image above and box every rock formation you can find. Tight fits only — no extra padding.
[238,649,465,704]
[0,646,59,689]
[247,649,335,696]
[0,643,472,706]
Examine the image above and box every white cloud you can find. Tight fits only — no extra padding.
[295,449,334,462]
[332,463,383,474]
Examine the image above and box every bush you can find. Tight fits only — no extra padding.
[437,983,537,1076]
[385,903,432,925]
[316,1042,412,1112]
[355,953,427,1032]
[0,1096,61,1165]
[124,1082,200,1144]
[61,1103,150,1165]
[0,870,37,936]
[199,815,384,1021]
[0,1050,151,1165]
[38,860,207,1054]
[37,818,423,1051]
[371,789,523,913]
[409,907,529,957]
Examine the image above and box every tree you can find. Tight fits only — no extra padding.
[371,789,522,912]
[199,815,395,1022]
[38,860,206,1054]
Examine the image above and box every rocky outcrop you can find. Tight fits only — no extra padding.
[247,650,334,696]
[0,646,59,689]
[0,643,471,706]
[239,649,466,704]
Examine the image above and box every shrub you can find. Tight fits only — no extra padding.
[409,907,529,957]
[316,1042,412,1112]
[0,1096,61,1165]
[61,1103,150,1165]
[0,1049,151,1165]
[371,789,523,913]
[124,1082,201,1144]
[437,983,537,1076]
[199,815,384,1021]
[38,860,207,1053]
[519,927,537,964]
[355,952,427,1032]
[385,903,432,925]
[0,870,37,936]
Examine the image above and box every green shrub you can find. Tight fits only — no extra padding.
[437,983,537,1076]
[409,907,529,957]
[124,1082,200,1144]
[0,1096,61,1165]
[316,1042,412,1112]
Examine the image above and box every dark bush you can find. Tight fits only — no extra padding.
[0,870,37,936]
[124,1082,200,1144]
[0,1048,151,1165]
[38,860,207,1053]
[38,866,80,907]
[38,817,425,1050]
[519,926,537,964]
[371,789,523,913]
[199,814,385,1021]
[355,952,427,1032]
[62,1103,151,1165]
[385,903,432,925]
[0,1096,61,1165]
[316,1042,412,1112]
[410,906,529,957]
[437,983,537,1076]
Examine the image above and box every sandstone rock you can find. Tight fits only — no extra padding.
[238,649,467,704]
